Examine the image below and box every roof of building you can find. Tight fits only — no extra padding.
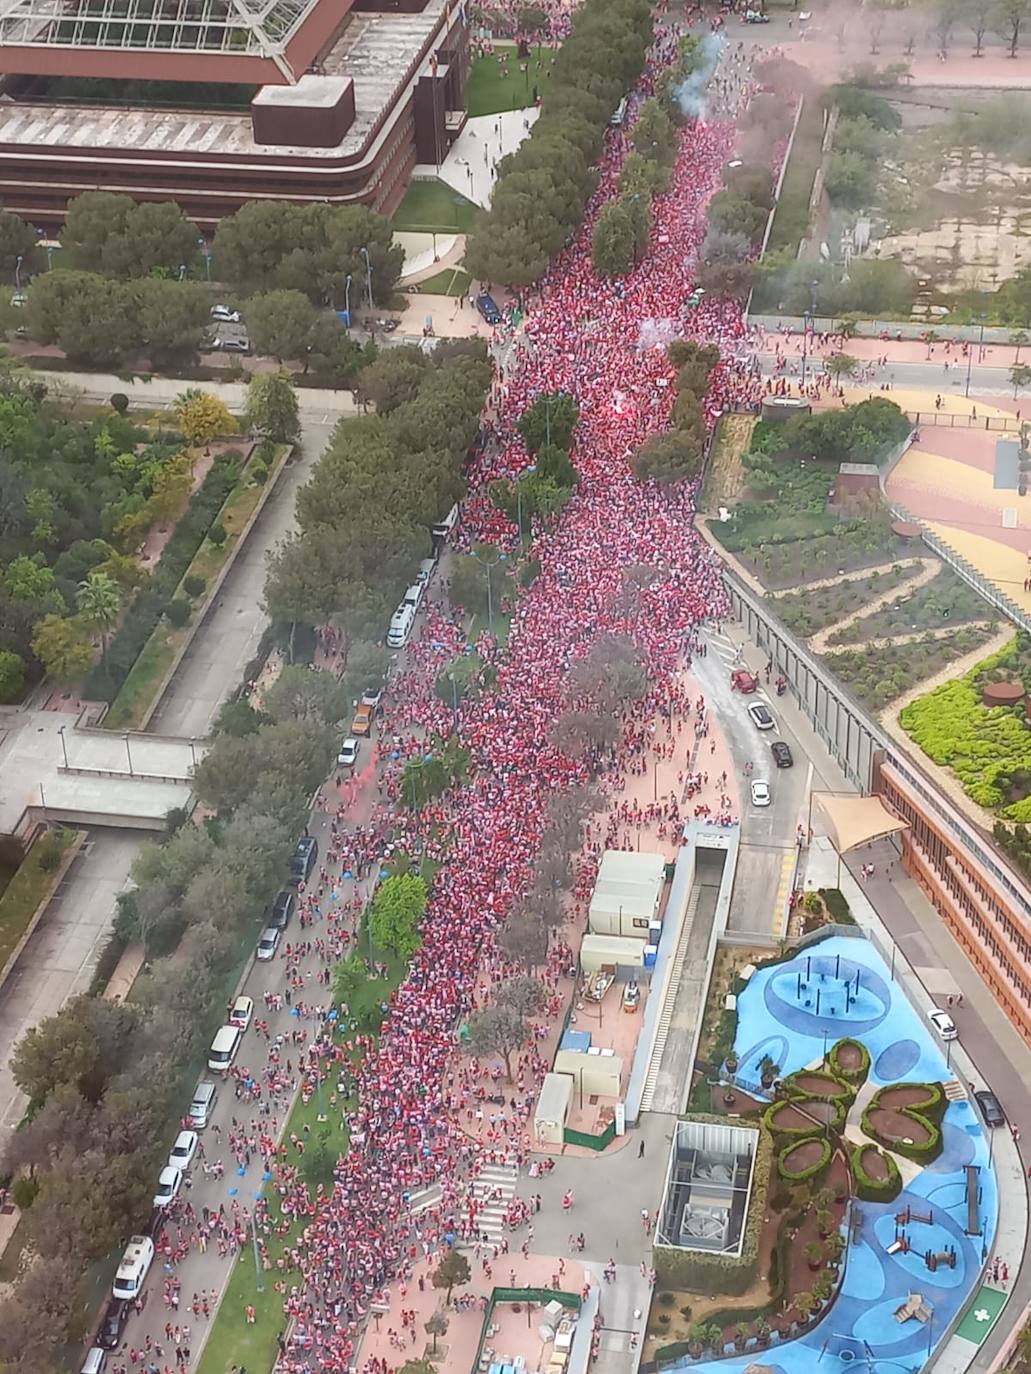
[0,1,442,158]
[0,0,317,63]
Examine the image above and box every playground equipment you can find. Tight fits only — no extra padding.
[894,1292,933,1325]
[925,1246,957,1273]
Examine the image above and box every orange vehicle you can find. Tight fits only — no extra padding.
[731,668,759,693]
[351,686,383,737]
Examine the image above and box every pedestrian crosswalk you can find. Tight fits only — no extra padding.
[467,1160,519,1244]
[706,628,739,667]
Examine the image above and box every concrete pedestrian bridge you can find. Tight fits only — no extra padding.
[0,707,205,836]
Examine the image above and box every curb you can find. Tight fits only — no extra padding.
[138,443,293,733]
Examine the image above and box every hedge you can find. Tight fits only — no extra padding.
[818,887,855,923]
[851,1142,902,1202]
[782,1068,855,1105]
[83,455,239,701]
[828,1037,870,1086]
[764,1096,847,1140]
[778,1136,833,1183]
[861,1081,946,1164]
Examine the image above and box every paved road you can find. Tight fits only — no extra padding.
[726,625,1031,1368]
[689,627,831,938]
[0,402,344,1153]
[0,830,139,1146]
[148,414,339,739]
[755,350,1027,403]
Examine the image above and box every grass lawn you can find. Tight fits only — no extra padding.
[105,448,287,729]
[0,829,77,975]
[196,939,408,1374]
[465,43,553,117]
[392,181,479,234]
[417,266,473,297]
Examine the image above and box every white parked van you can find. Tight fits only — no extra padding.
[207,1024,242,1073]
[401,583,423,612]
[387,603,416,649]
[417,557,436,585]
[112,1235,154,1301]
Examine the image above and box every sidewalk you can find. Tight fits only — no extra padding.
[33,368,359,416]
[802,836,1030,1371]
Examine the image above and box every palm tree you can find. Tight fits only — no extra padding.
[76,571,121,667]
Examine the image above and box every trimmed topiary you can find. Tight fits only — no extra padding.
[828,1037,870,1087]
[861,1081,945,1165]
[778,1135,832,1183]
[851,1142,902,1202]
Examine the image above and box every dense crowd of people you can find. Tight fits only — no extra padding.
[109,21,765,1374]
[272,24,761,1374]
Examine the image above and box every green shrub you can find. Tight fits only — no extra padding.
[10,1175,39,1210]
[35,831,67,873]
[81,457,237,700]
[659,1291,675,1307]
[851,1142,902,1202]
[819,887,853,923]
[778,1136,832,1183]
[166,598,191,628]
[183,574,206,598]
[861,1081,945,1163]
[208,520,227,546]
[828,1037,870,1085]
[110,392,129,413]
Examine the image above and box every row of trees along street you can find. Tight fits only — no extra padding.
[463,0,653,286]
[0,369,303,706]
[0,194,399,373]
[0,340,492,1374]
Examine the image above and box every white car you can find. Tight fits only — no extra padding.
[750,779,771,807]
[747,702,775,731]
[338,737,359,768]
[168,1129,198,1171]
[153,1165,183,1208]
[210,304,241,322]
[928,1007,957,1041]
[229,994,253,1030]
[257,926,280,961]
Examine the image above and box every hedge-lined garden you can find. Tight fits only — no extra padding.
[900,633,1031,820]
[852,1142,902,1203]
[861,1081,946,1165]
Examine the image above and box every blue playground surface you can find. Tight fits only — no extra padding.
[677,936,997,1374]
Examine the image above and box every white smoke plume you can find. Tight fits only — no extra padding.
[675,32,724,120]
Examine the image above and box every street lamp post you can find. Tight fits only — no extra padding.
[250,1200,265,1294]
[447,671,458,728]
[966,297,988,398]
[178,263,187,282]
[359,247,373,310]
[470,548,506,633]
[123,732,134,777]
[515,463,537,541]
[14,255,22,292]
[197,237,212,281]
[58,724,68,770]
[344,273,353,327]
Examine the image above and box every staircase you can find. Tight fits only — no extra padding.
[943,1079,967,1103]
[638,885,702,1113]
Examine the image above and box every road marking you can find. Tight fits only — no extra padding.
[772,850,795,937]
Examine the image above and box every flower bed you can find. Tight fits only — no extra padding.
[779,1135,833,1183]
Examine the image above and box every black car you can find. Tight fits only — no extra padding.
[771,741,794,768]
[974,1089,1006,1128]
[97,1299,129,1350]
[270,889,296,929]
[288,835,318,886]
